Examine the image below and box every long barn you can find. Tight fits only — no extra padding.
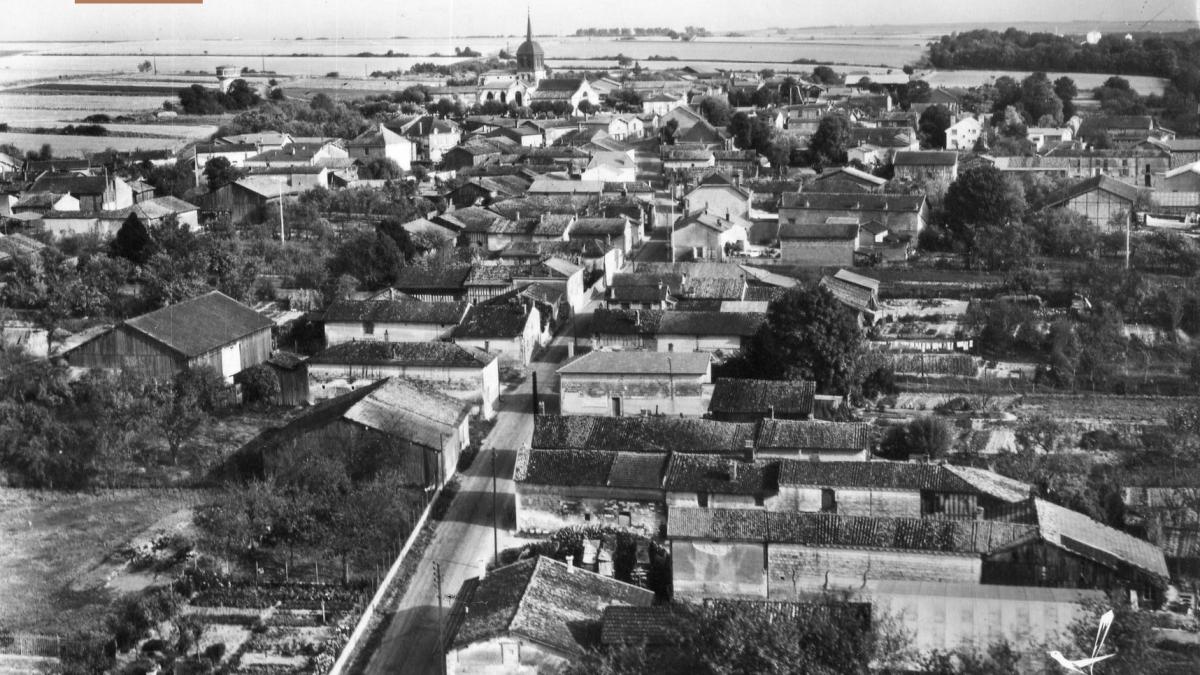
[63,290,273,380]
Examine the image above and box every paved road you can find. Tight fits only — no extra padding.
[362,337,569,675]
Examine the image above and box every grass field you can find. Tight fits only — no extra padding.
[0,488,206,636]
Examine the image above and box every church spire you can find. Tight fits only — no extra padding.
[526,7,532,43]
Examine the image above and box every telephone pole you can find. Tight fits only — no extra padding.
[434,562,447,675]
[492,448,499,565]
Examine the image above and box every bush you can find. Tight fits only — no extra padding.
[140,638,168,654]
[879,416,954,461]
[204,642,227,662]
[236,364,280,405]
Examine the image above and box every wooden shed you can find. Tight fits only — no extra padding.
[63,290,273,379]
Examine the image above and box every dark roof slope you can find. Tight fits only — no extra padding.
[323,299,469,325]
[307,340,493,367]
[780,192,925,212]
[532,415,756,454]
[756,419,869,452]
[1041,174,1140,209]
[122,291,272,358]
[453,304,533,339]
[664,454,778,495]
[450,556,653,655]
[708,378,815,416]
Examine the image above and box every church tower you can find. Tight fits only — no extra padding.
[515,10,546,84]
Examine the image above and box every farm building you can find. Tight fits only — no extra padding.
[260,351,309,406]
[754,419,870,461]
[240,377,471,493]
[305,340,500,418]
[1039,174,1139,232]
[778,219,860,267]
[444,557,653,675]
[63,290,272,380]
[819,269,881,324]
[557,351,713,417]
[533,414,757,454]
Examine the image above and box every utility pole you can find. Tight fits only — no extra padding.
[492,448,499,565]
[531,371,539,415]
[278,181,286,242]
[434,562,447,675]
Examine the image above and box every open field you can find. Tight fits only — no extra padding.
[0,131,182,154]
[0,488,206,636]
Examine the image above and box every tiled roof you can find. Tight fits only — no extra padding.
[121,290,272,359]
[570,217,628,238]
[677,277,745,300]
[708,378,815,416]
[668,507,1037,554]
[893,151,959,167]
[323,299,468,325]
[557,350,711,375]
[29,173,110,196]
[756,419,870,452]
[450,556,653,655]
[453,303,533,339]
[533,415,757,454]
[780,192,925,212]
[656,311,764,337]
[942,465,1032,503]
[664,455,778,495]
[778,461,980,492]
[515,448,668,489]
[307,340,493,368]
[600,606,680,645]
[536,78,586,92]
[811,166,888,186]
[1041,175,1139,208]
[778,221,859,240]
[393,264,472,290]
[820,276,878,313]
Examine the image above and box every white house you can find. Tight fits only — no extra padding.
[347,124,417,171]
[944,117,982,151]
[322,298,469,345]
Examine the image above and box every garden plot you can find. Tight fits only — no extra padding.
[0,131,181,154]
[879,298,970,321]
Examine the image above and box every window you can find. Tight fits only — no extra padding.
[754,495,765,507]
[820,489,836,513]
[363,321,375,335]
[619,511,631,527]
[697,492,709,507]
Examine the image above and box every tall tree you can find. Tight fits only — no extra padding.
[203,156,244,191]
[737,286,864,394]
[110,213,157,266]
[918,104,953,149]
[808,115,851,166]
[943,165,1027,246]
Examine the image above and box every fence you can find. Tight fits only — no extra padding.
[326,482,444,675]
[0,632,63,658]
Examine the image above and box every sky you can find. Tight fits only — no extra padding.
[1,0,1196,41]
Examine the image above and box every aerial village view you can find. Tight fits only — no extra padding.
[5,0,1200,673]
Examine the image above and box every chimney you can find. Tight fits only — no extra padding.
[768,405,775,420]
[743,439,756,462]
[727,459,738,481]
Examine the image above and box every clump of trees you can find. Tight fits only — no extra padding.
[177,80,261,115]
[879,416,955,461]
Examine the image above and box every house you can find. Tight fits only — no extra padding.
[661,145,716,173]
[193,142,261,170]
[304,340,500,418]
[346,123,417,170]
[819,269,880,324]
[988,149,1168,187]
[449,174,533,208]
[778,218,860,266]
[806,166,888,193]
[63,290,273,380]
[581,152,637,183]
[451,303,543,366]
[440,139,515,172]
[1163,161,1200,192]
[1039,174,1139,232]
[1152,137,1200,168]
[322,298,469,345]
[385,115,462,162]
[27,172,132,211]
[755,419,870,461]
[12,191,79,215]
[1076,115,1158,148]
[1026,126,1074,152]
[557,350,713,417]
[642,91,688,116]
[892,151,959,182]
[241,377,470,492]
[514,447,670,535]
[444,557,653,675]
[660,106,724,145]
[531,78,598,115]
[927,88,965,115]
[847,126,919,161]
[944,117,982,150]
[399,217,458,249]
[779,192,928,239]
[568,216,636,255]
[671,210,749,261]
[684,173,751,220]
[243,141,348,168]
[708,379,816,422]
